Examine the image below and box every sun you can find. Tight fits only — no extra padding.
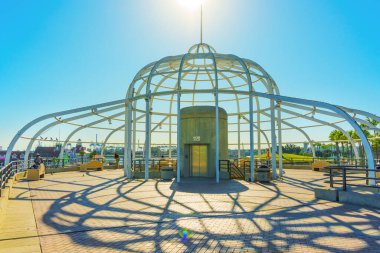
[177,0,204,10]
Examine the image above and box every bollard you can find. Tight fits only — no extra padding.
[342,168,347,191]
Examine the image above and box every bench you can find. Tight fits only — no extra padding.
[311,160,334,171]
[27,164,45,181]
[80,160,104,172]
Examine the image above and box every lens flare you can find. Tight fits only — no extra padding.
[177,0,204,10]
[179,228,192,242]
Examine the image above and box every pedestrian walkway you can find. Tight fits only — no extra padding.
[0,179,41,253]
[1,169,380,252]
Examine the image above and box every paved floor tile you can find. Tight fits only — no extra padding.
[1,169,380,252]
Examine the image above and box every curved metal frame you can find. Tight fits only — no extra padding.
[6,43,379,186]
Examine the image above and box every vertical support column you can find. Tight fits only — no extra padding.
[131,88,136,161]
[211,53,220,183]
[126,100,133,178]
[124,103,129,177]
[144,92,151,181]
[210,53,220,183]
[237,115,241,160]
[176,54,187,183]
[215,92,220,183]
[169,116,172,158]
[124,105,128,177]
[168,93,176,159]
[270,99,277,179]
[132,105,136,160]
[249,94,255,182]
[277,103,283,177]
[176,91,181,183]
[257,110,262,163]
[149,112,152,158]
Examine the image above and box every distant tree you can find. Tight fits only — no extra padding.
[346,125,372,162]
[348,130,356,159]
[329,130,344,161]
[282,144,301,155]
[360,123,372,138]
[314,142,322,151]
[79,149,85,164]
[366,117,379,136]
[366,117,380,144]
[340,133,348,158]
[151,147,162,158]
[89,150,97,159]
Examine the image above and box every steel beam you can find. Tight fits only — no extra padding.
[6,99,125,164]
[58,111,125,159]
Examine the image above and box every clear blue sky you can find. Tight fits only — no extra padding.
[1,0,380,149]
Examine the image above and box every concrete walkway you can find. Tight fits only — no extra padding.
[0,179,41,253]
[1,169,380,252]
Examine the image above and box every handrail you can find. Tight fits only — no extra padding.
[230,161,244,178]
[219,160,231,177]
[132,158,177,172]
[219,159,248,179]
[0,161,18,197]
[326,165,380,191]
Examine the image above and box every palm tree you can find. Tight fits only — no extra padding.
[349,125,372,164]
[313,142,321,158]
[366,117,379,136]
[340,134,348,161]
[314,142,321,151]
[348,130,356,160]
[366,117,379,159]
[329,130,344,162]
[79,149,85,164]
[359,123,372,138]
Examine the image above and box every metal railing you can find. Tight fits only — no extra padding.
[326,165,380,191]
[26,157,106,169]
[242,160,272,175]
[235,157,370,170]
[4,156,129,172]
[219,159,245,179]
[219,159,271,180]
[132,158,177,172]
[231,161,245,179]
[219,160,231,175]
[0,161,19,197]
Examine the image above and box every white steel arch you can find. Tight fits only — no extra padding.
[59,111,125,159]
[6,42,379,187]
[5,99,125,164]
[261,111,316,158]
[279,107,360,159]
[25,104,125,163]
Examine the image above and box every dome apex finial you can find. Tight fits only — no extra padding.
[188,43,216,54]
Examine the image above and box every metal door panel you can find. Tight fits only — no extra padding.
[191,145,208,177]
[199,145,208,176]
[191,145,200,176]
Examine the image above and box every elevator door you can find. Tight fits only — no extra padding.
[191,145,208,177]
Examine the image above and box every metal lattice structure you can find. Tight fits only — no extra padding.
[5,43,380,184]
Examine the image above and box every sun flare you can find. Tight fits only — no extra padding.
[177,0,204,10]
